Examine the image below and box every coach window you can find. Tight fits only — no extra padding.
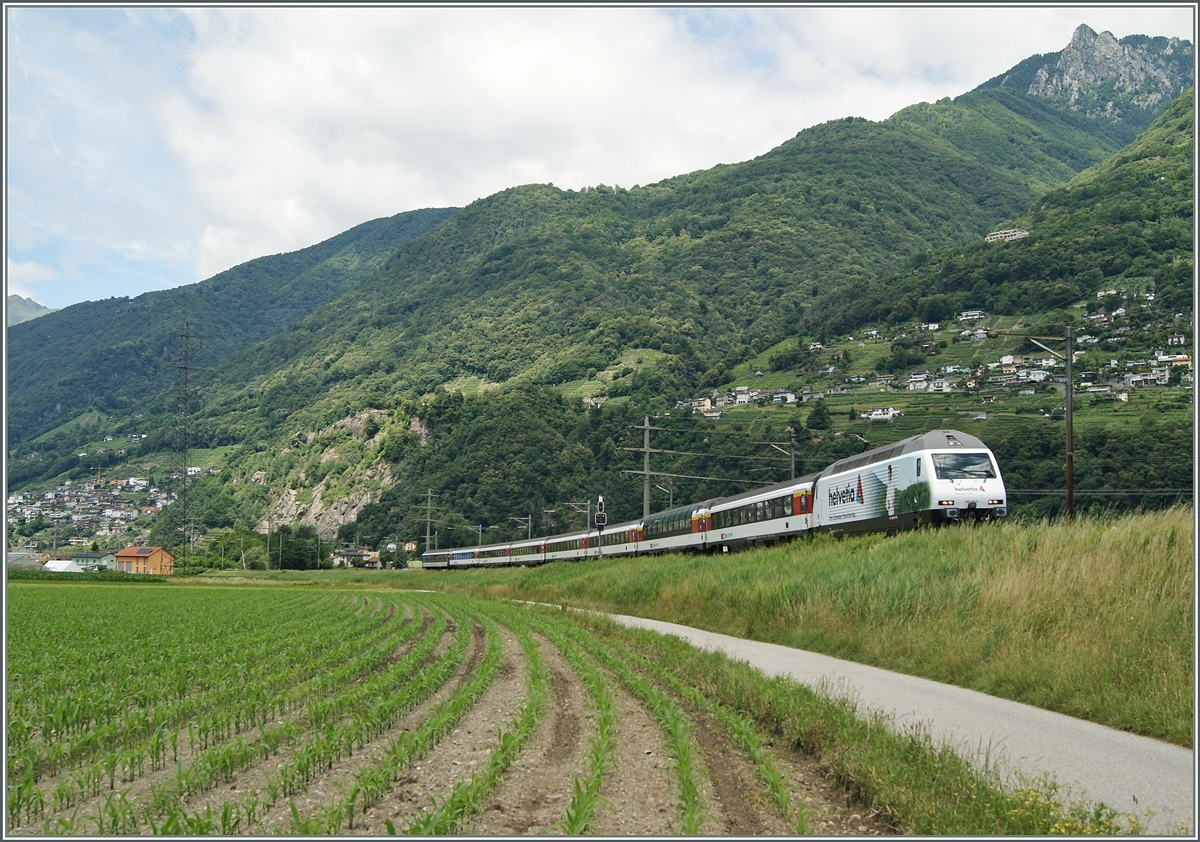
[916,458,922,476]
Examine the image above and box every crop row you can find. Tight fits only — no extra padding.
[11,584,829,836]
[6,588,413,830]
[8,590,396,780]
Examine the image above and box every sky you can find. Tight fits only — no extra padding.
[5,5,1195,311]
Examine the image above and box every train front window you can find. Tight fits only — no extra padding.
[932,452,997,480]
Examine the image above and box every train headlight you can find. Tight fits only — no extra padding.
[938,500,955,506]
[988,499,1004,505]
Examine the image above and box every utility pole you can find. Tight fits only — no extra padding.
[565,501,591,531]
[654,484,673,510]
[164,316,208,557]
[1065,325,1074,521]
[425,490,434,555]
[767,440,796,480]
[789,428,797,480]
[512,515,532,540]
[988,325,1075,521]
[623,416,666,519]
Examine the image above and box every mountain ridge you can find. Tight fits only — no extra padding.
[977,24,1193,140]
[6,207,457,445]
[6,295,58,327]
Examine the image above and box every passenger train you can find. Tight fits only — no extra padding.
[421,430,1006,570]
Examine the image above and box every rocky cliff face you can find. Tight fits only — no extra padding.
[256,409,396,539]
[259,461,395,540]
[1028,24,1193,122]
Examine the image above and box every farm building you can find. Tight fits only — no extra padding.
[72,550,116,570]
[115,546,174,575]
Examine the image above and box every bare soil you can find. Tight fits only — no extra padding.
[18,598,897,836]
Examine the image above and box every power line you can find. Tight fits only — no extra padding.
[1007,489,1192,496]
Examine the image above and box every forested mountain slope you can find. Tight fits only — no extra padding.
[6,207,456,445]
[10,27,1190,460]
[348,81,1192,541]
[812,88,1193,333]
[6,27,1193,541]
[197,107,1126,446]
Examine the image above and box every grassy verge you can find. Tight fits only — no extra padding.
[416,506,1193,745]
[577,612,1143,835]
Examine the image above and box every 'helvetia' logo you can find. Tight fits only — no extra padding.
[828,475,865,507]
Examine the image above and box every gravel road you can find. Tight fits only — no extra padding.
[606,613,1195,835]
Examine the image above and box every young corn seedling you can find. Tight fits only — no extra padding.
[617,636,807,833]
[402,619,548,836]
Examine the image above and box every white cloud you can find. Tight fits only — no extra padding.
[6,258,59,300]
[6,6,1194,308]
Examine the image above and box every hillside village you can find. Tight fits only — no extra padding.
[678,297,1191,416]
[7,475,167,554]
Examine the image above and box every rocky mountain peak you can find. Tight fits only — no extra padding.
[1027,23,1193,120]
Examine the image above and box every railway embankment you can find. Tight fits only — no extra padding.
[425,505,1194,749]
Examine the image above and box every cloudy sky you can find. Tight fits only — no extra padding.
[6,5,1194,310]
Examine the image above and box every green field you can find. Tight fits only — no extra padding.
[6,541,1164,836]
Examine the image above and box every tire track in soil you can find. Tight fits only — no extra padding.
[234,605,464,834]
[468,635,593,835]
[356,626,528,834]
[12,599,423,837]
[586,678,676,836]
[683,701,793,835]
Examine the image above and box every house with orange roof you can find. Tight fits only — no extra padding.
[114,546,174,575]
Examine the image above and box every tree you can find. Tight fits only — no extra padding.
[270,524,323,570]
[806,399,832,430]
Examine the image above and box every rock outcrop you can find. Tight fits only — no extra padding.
[259,460,394,540]
[1027,25,1193,122]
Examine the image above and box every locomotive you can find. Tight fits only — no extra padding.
[421,430,1006,569]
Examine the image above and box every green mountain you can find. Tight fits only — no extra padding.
[6,295,57,327]
[6,27,1194,544]
[5,207,457,446]
[339,90,1197,546]
[819,89,1193,332]
[203,78,1190,447]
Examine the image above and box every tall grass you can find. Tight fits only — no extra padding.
[425,506,1194,745]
